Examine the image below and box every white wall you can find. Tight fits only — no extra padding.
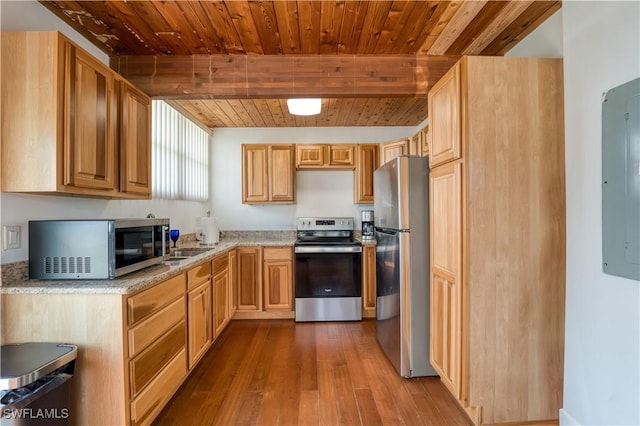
[210,126,420,231]
[560,2,640,425]
[0,1,209,264]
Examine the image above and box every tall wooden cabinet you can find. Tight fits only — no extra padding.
[1,31,151,198]
[242,144,295,204]
[428,56,566,425]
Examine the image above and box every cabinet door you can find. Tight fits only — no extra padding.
[213,269,229,337]
[421,126,430,157]
[120,81,151,195]
[409,133,421,156]
[269,145,295,202]
[228,249,237,318]
[236,247,262,311]
[429,161,463,399]
[361,245,376,318]
[64,43,117,191]
[329,144,355,167]
[380,138,408,166]
[187,280,212,369]
[296,144,325,168]
[428,61,461,168]
[263,260,292,310]
[354,144,379,204]
[242,145,269,203]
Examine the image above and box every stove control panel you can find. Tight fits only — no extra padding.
[296,217,354,231]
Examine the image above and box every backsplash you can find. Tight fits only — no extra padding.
[1,261,29,284]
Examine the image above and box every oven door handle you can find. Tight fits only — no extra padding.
[294,246,362,254]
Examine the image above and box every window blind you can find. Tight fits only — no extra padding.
[152,100,209,201]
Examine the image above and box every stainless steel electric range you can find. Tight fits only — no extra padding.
[294,217,362,322]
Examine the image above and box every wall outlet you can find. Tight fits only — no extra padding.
[3,225,21,250]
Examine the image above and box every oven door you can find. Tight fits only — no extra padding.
[294,246,362,298]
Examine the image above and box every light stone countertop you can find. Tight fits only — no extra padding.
[0,236,295,296]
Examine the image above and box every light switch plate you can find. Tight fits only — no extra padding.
[3,225,21,250]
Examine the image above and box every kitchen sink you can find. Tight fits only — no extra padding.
[169,247,214,259]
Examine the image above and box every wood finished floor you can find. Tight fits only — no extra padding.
[153,319,473,426]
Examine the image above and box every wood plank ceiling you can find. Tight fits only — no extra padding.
[39,1,561,128]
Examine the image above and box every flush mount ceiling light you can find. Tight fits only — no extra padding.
[287,98,321,116]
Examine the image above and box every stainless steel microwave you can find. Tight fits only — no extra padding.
[29,219,170,279]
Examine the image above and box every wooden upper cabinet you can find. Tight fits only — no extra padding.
[269,145,296,202]
[379,138,409,166]
[354,144,379,204]
[0,31,151,199]
[428,61,461,168]
[296,144,355,169]
[64,44,118,191]
[119,80,152,196]
[421,126,430,157]
[242,144,295,204]
[296,144,325,167]
[328,145,355,167]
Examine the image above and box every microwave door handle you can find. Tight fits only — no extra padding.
[162,225,168,256]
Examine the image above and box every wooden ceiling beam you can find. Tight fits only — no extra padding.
[110,54,460,99]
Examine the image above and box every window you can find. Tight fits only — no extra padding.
[152,100,209,201]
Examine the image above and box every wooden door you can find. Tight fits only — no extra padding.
[64,43,117,191]
[236,247,262,311]
[354,144,379,203]
[242,145,269,203]
[227,249,237,318]
[269,145,295,202]
[380,138,408,165]
[187,280,212,369]
[361,245,376,318]
[119,80,151,195]
[428,61,461,168]
[213,269,229,337]
[429,160,463,399]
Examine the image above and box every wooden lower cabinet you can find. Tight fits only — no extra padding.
[228,249,238,318]
[236,246,263,311]
[361,244,376,318]
[263,247,293,311]
[233,245,295,319]
[212,254,230,337]
[187,280,212,369]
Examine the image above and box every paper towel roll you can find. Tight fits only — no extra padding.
[201,217,219,245]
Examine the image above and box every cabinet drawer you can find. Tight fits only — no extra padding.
[130,348,187,426]
[187,262,211,290]
[213,254,228,273]
[128,297,185,358]
[128,274,186,325]
[130,320,186,397]
[263,247,292,261]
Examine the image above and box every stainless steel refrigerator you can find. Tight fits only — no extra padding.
[373,155,437,378]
